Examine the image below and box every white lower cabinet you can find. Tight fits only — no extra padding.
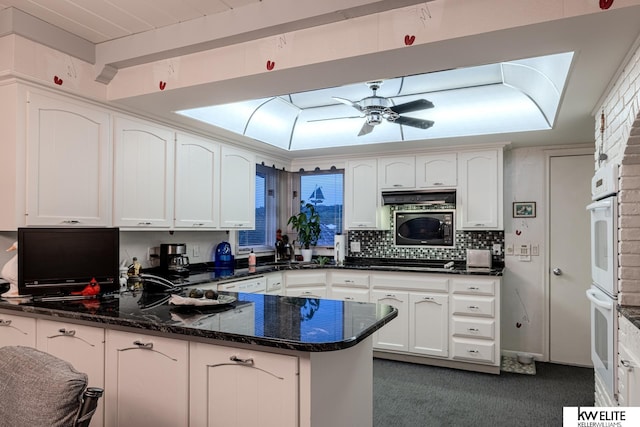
[190,342,299,427]
[409,292,449,357]
[618,315,640,406]
[285,271,327,298]
[371,290,409,351]
[450,277,500,366]
[329,271,370,302]
[36,319,106,427]
[104,329,189,427]
[0,311,36,347]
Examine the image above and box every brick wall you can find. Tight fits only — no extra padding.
[599,43,640,306]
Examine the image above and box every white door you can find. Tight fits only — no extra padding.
[549,154,593,366]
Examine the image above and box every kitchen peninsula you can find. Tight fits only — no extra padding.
[0,289,397,427]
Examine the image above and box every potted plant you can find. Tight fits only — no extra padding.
[287,201,321,262]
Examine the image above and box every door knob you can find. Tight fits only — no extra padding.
[553,268,563,276]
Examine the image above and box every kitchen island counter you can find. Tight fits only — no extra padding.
[0,289,397,352]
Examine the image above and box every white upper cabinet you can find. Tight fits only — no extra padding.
[219,145,255,229]
[457,149,503,230]
[26,91,111,226]
[113,116,175,228]
[345,159,389,229]
[416,153,457,188]
[174,133,220,229]
[378,156,415,190]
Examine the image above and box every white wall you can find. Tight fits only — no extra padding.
[501,148,547,357]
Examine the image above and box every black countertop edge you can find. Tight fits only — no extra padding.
[165,260,503,286]
[0,294,398,353]
[619,305,640,330]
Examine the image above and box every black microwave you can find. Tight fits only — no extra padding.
[394,211,455,247]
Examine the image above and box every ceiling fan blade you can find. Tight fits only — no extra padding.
[394,116,435,129]
[390,99,434,114]
[332,97,364,112]
[307,115,362,123]
[357,121,375,136]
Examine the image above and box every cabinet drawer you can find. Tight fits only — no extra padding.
[451,296,495,317]
[285,271,327,288]
[452,338,496,364]
[452,317,495,340]
[452,279,496,296]
[371,273,448,292]
[331,272,369,288]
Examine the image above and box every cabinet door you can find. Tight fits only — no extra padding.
[104,330,189,427]
[345,159,380,229]
[190,342,299,427]
[457,149,502,229]
[416,153,457,188]
[219,145,255,229]
[174,133,219,228]
[618,343,640,407]
[113,116,175,228]
[370,290,408,351]
[409,292,448,357]
[36,319,105,427]
[0,311,36,347]
[26,92,111,226]
[378,156,415,190]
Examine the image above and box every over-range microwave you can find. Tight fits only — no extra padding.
[394,210,455,247]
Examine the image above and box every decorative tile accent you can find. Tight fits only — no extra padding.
[500,356,536,375]
[347,204,504,262]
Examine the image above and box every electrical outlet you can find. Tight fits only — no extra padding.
[350,241,361,252]
[192,245,200,257]
[531,244,539,256]
[492,244,502,256]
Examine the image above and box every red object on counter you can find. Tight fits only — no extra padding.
[71,278,101,296]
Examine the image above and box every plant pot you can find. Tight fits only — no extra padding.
[301,248,313,262]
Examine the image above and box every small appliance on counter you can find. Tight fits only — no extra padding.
[334,234,346,266]
[160,243,190,277]
[466,249,492,269]
[214,241,234,277]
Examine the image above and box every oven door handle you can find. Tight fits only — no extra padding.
[586,200,612,211]
[586,289,613,310]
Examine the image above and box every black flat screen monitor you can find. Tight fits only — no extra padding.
[18,227,119,297]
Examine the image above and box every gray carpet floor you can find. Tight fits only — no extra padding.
[373,358,594,427]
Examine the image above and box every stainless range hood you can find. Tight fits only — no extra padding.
[382,190,456,206]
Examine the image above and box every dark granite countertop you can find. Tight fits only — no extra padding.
[619,305,640,330]
[171,258,504,286]
[0,289,397,353]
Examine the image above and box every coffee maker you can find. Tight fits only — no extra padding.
[160,243,190,276]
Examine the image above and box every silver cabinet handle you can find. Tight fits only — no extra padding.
[0,319,28,335]
[138,222,152,225]
[468,286,480,291]
[468,349,480,354]
[46,328,96,347]
[230,355,254,365]
[61,220,80,224]
[468,328,480,332]
[116,340,178,361]
[621,359,634,370]
[207,356,284,380]
[553,268,563,276]
[468,305,480,310]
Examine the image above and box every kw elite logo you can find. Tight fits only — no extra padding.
[564,407,640,427]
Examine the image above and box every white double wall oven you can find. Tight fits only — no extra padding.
[585,164,619,403]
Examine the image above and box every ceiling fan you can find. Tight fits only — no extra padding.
[330,81,435,136]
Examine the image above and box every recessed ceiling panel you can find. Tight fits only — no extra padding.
[176,52,574,151]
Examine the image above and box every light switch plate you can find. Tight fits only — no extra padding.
[506,244,514,256]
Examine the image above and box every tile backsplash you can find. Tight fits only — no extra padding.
[347,205,504,262]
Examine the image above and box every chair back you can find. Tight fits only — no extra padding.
[0,346,102,427]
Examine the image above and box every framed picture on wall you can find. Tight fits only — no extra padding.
[513,202,536,218]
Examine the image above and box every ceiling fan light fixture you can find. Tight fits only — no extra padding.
[367,111,383,125]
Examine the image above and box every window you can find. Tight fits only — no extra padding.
[238,164,278,250]
[298,170,344,246]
